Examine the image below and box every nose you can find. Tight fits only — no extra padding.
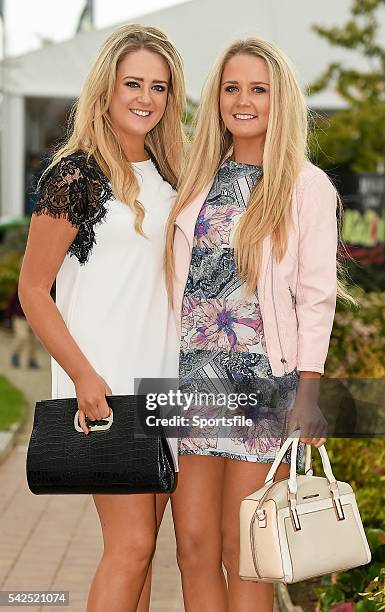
[137,86,152,106]
[238,89,252,107]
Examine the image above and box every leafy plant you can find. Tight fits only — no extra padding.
[308,0,385,172]
[325,289,385,378]
[0,223,29,256]
[358,566,385,610]
[0,251,22,314]
[312,439,385,529]
[0,222,29,316]
[0,375,27,431]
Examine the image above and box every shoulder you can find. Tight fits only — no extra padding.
[33,151,112,264]
[37,150,112,210]
[39,150,101,188]
[34,152,90,225]
[34,150,112,226]
[295,161,336,196]
[294,161,337,217]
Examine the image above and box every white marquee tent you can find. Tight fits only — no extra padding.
[1,0,384,218]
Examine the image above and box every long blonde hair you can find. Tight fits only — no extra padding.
[165,37,354,304]
[46,24,186,235]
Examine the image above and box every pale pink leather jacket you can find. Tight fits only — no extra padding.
[172,161,338,376]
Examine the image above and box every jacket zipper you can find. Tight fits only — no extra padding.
[288,285,296,308]
[270,258,288,374]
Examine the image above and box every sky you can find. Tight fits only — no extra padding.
[0,0,186,57]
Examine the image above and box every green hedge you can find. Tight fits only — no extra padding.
[0,375,27,431]
[326,289,385,378]
[0,223,28,314]
[0,252,22,313]
[312,290,385,610]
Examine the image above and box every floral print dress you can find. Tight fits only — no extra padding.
[178,159,303,466]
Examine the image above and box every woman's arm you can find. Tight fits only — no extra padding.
[290,170,338,445]
[19,159,111,433]
[295,170,338,374]
[19,214,92,381]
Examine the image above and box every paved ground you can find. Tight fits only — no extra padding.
[0,328,279,612]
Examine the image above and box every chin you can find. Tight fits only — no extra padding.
[124,123,155,137]
[232,129,263,139]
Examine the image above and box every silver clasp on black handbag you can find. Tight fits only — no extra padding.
[74,409,114,432]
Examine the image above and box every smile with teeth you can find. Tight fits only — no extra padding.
[130,109,152,117]
[233,113,257,120]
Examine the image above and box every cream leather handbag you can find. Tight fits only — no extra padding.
[239,430,371,583]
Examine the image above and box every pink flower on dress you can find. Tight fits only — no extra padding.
[231,419,281,455]
[194,203,241,248]
[178,401,223,450]
[189,298,263,352]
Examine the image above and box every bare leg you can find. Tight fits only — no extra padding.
[136,493,170,612]
[171,455,228,612]
[222,459,290,612]
[87,493,157,612]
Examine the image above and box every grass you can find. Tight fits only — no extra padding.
[0,375,27,431]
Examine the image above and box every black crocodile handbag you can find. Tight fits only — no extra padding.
[26,395,176,495]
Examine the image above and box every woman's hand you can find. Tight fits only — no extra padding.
[287,371,328,448]
[73,369,112,435]
[287,400,328,448]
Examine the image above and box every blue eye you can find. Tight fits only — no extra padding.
[225,85,238,93]
[124,81,167,92]
[253,86,266,93]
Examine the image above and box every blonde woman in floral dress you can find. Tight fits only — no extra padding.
[164,38,351,612]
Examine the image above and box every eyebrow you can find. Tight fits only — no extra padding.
[122,75,169,84]
[222,80,270,86]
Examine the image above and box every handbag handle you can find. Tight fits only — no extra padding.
[264,430,344,529]
[264,431,309,485]
[264,429,337,492]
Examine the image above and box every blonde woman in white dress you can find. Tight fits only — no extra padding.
[19,24,185,612]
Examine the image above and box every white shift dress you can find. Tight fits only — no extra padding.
[33,151,180,470]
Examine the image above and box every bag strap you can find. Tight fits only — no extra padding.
[304,443,313,475]
[264,430,300,484]
[264,430,337,493]
[264,431,345,527]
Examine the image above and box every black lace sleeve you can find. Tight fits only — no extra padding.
[33,152,113,264]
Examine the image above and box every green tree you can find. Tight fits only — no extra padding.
[308,0,385,172]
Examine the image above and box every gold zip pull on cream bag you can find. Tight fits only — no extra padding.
[239,430,371,583]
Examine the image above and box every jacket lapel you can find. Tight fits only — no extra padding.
[174,180,214,249]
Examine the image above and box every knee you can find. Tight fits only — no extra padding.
[222,532,240,575]
[176,530,221,574]
[176,531,201,571]
[104,532,156,572]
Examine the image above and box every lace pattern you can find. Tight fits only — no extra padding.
[33,151,113,264]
